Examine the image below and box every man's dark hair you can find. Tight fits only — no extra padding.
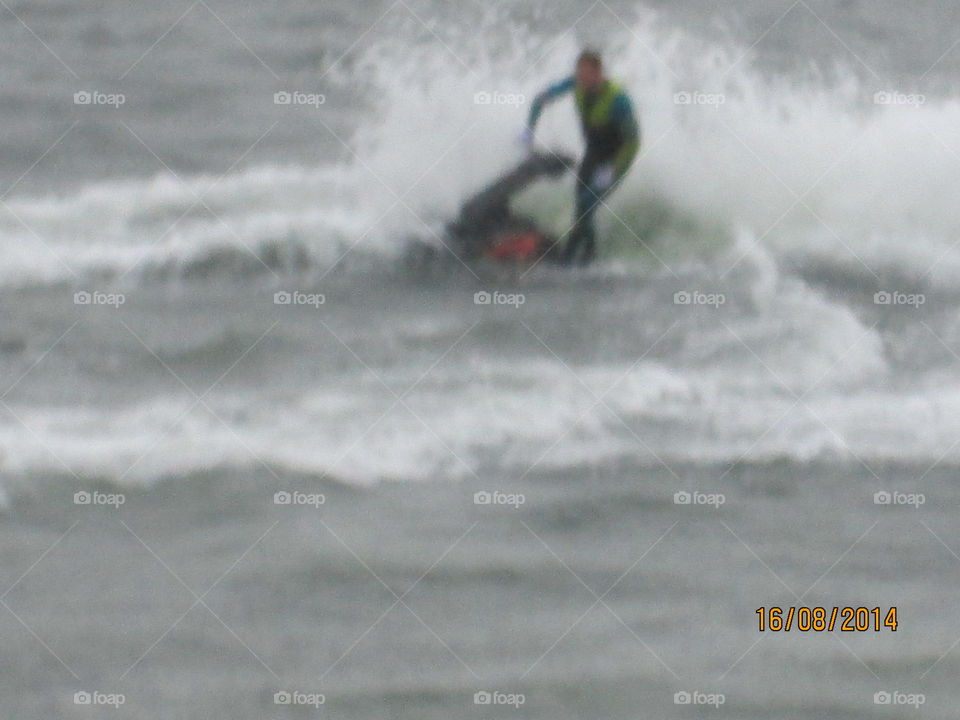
[577,50,603,70]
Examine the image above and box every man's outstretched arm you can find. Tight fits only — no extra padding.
[526,76,576,131]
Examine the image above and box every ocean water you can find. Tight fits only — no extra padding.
[2,0,960,717]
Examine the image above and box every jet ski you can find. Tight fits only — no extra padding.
[407,150,575,270]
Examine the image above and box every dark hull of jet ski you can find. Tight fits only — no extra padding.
[406,151,574,270]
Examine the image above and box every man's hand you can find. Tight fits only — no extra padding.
[591,164,615,192]
[517,127,534,151]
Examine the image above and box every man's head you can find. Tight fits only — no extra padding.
[575,50,604,92]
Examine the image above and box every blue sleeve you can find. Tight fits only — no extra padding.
[612,93,639,145]
[611,92,641,176]
[527,76,575,130]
